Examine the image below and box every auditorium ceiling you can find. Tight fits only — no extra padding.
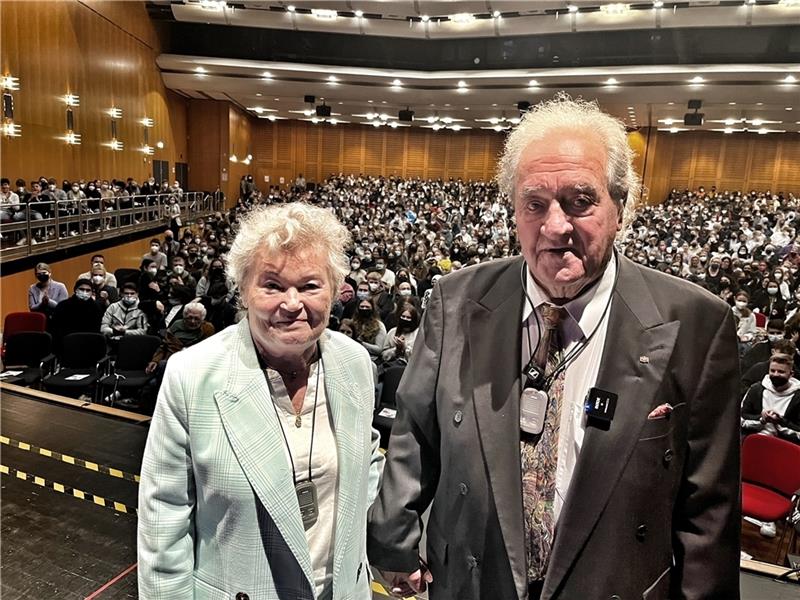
[148,1,800,134]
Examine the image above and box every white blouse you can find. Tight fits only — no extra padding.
[265,362,339,598]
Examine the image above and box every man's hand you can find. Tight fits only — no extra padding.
[113,324,126,334]
[378,565,433,598]
[145,361,158,375]
[762,409,781,423]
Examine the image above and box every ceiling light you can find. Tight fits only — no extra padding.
[420,15,429,22]
[451,124,463,131]
[194,66,207,74]
[600,3,630,15]
[354,9,364,17]
[604,78,618,86]
[109,139,123,151]
[432,123,442,131]
[653,0,664,7]
[372,121,381,127]
[389,121,398,128]
[379,113,389,120]
[757,128,768,134]
[140,117,154,127]
[256,93,262,97]
[451,13,476,24]
[65,132,81,145]
[689,76,705,84]
[65,94,80,106]
[528,79,539,87]
[757,102,763,106]
[745,0,756,4]
[723,128,734,134]
[328,75,338,82]
[426,116,438,123]
[659,118,678,125]
[267,115,277,121]
[729,101,736,105]
[2,122,21,137]
[493,10,502,17]
[567,5,579,13]
[787,107,794,111]
[457,80,467,88]
[493,125,504,132]
[668,127,680,133]
[286,5,295,12]
[783,75,798,83]
[200,0,227,10]
[1,75,19,91]
[157,141,165,149]
[311,8,337,19]
[108,107,122,119]
[262,71,272,79]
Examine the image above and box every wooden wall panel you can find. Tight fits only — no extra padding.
[446,137,467,179]
[405,131,427,177]
[385,132,405,175]
[642,129,800,204]
[187,100,224,196]
[0,1,188,186]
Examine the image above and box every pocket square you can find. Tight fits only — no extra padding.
[647,403,673,420]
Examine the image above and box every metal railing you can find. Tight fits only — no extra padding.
[0,192,221,260]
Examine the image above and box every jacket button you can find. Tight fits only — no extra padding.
[459,482,469,495]
[636,524,648,541]
[610,595,621,600]
[236,594,249,600]
[663,449,673,465]
[454,410,463,424]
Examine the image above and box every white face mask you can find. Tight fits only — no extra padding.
[75,290,92,301]
[399,289,412,297]
[368,282,380,292]
[91,275,104,285]
[768,287,779,295]
[768,334,783,343]
[735,301,747,310]
[151,245,160,253]
[173,265,185,275]
[147,267,158,275]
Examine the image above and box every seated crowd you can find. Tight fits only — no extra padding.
[0,175,189,246]
[16,175,800,461]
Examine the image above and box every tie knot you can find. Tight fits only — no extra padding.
[540,304,566,329]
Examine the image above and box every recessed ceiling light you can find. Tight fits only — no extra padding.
[729,101,736,105]
[653,0,664,7]
[354,9,363,17]
[787,107,794,111]
[668,101,675,105]
[492,103,498,107]
[528,79,539,87]
[627,106,634,109]
[605,77,619,85]
[689,76,705,84]
[493,10,502,18]
[368,100,373,103]
[451,13,476,24]
[756,102,763,105]
[782,75,798,83]
[464,107,470,110]
[567,5,579,13]
[328,75,338,82]
[420,15,430,22]
[262,71,272,78]
[392,79,402,86]
[724,128,733,134]
[286,5,295,12]
[445,103,451,107]
[256,93,262,97]
[274,97,279,101]
[457,80,467,88]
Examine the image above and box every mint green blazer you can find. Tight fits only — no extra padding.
[138,319,384,599]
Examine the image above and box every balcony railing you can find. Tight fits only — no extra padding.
[0,192,220,260]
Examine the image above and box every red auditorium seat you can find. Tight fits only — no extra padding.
[754,312,767,328]
[741,434,800,561]
[2,312,47,360]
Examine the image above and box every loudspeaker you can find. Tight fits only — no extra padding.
[684,112,704,126]
[517,101,531,112]
[399,109,414,122]
[304,95,316,104]
[316,104,331,117]
[687,99,702,110]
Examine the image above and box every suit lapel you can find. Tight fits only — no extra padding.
[468,257,529,600]
[320,332,366,586]
[213,321,315,591]
[543,258,680,599]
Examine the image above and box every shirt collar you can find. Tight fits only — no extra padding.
[522,253,617,342]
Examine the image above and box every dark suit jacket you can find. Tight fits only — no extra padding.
[367,255,741,600]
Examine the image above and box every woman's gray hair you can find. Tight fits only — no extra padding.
[226,202,351,297]
[497,93,641,229]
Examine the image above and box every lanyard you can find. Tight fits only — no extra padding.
[258,344,322,485]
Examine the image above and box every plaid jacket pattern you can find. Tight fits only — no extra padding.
[138,319,384,599]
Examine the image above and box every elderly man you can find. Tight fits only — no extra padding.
[368,96,741,600]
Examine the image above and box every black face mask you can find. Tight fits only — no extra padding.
[357,307,372,318]
[36,273,50,283]
[770,375,789,389]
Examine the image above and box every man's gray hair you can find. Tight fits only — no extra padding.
[183,301,207,319]
[497,93,641,227]
[226,202,351,297]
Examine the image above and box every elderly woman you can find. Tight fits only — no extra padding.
[138,203,384,599]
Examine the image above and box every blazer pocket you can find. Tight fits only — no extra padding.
[642,566,671,600]
[638,403,686,441]
[193,575,230,600]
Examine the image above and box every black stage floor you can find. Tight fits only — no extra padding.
[1,389,798,599]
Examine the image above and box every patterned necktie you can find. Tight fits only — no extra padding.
[521,304,567,582]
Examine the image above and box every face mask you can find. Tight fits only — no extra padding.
[122,297,137,307]
[768,287,779,295]
[72,186,79,192]
[88,185,95,191]
[351,263,361,270]
[147,267,158,275]
[399,289,412,297]
[768,334,783,343]
[151,245,160,253]
[399,317,414,326]
[173,265,185,275]
[92,275,104,285]
[770,375,789,388]
[356,291,369,300]
[376,264,385,272]
[75,290,92,301]
[36,273,50,283]
[368,282,380,293]
[358,307,372,318]
[148,180,155,186]
[735,301,747,309]
[18,187,24,193]
[48,184,56,191]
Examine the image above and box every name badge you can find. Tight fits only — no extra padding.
[520,387,548,435]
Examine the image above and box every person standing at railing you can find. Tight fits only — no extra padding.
[166,195,182,239]
[0,177,20,225]
[66,181,86,237]
[15,181,45,246]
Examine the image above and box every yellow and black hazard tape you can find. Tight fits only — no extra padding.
[1,464,138,515]
[0,434,140,483]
